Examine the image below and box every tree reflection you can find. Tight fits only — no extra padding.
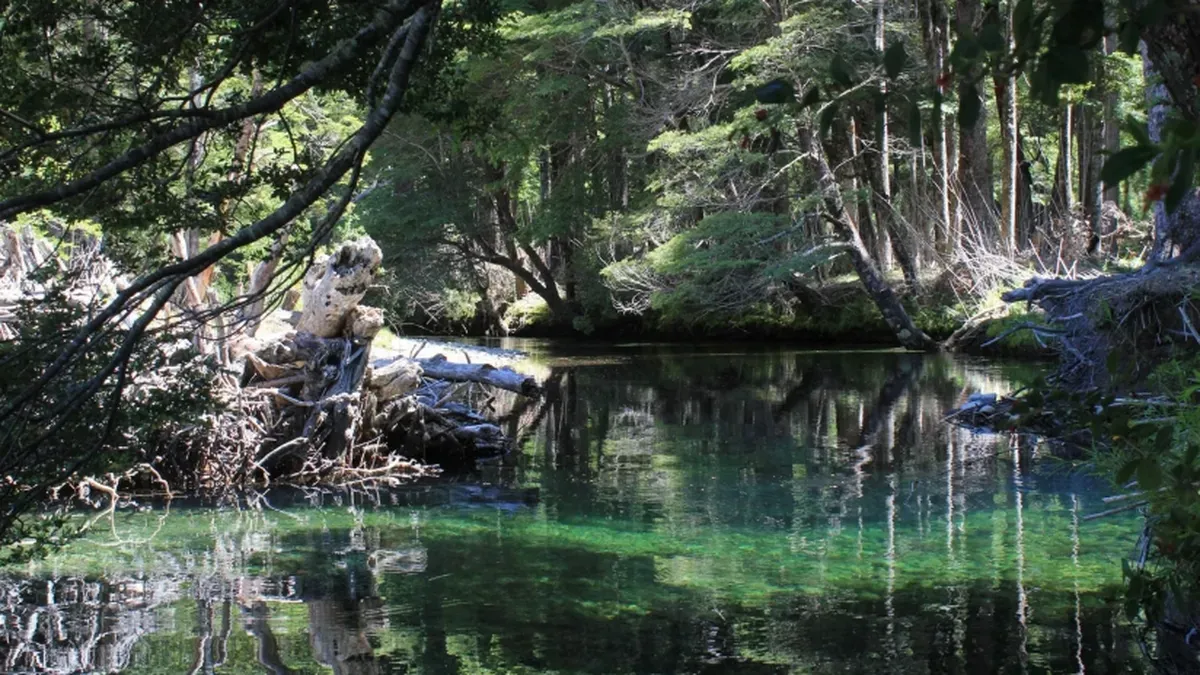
[0,349,1149,673]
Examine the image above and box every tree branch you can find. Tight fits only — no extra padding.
[0,3,439,435]
[0,0,420,222]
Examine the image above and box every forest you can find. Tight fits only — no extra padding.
[1,0,1200,668]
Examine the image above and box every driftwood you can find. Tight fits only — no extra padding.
[368,359,423,400]
[1001,265,1200,387]
[295,237,382,338]
[415,354,541,397]
[226,236,540,484]
[0,231,539,493]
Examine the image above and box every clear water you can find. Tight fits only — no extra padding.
[0,344,1149,674]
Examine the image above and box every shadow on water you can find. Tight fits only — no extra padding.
[0,345,1151,673]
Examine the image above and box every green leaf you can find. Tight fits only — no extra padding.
[755,79,796,104]
[1118,20,1141,54]
[799,86,821,109]
[830,55,854,87]
[908,100,922,147]
[1046,45,1090,84]
[1137,458,1164,490]
[1106,349,1124,377]
[819,103,840,139]
[1155,426,1175,451]
[951,34,980,65]
[957,84,981,130]
[1013,0,1035,52]
[1100,146,1159,186]
[884,41,908,79]
[1126,117,1153,148]
[1116,459,1140,485]
[978,23,1005,52]
[1030,60,1059,106]
[1166,147,1195,214]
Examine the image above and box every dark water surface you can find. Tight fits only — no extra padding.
[0,343,1148,674]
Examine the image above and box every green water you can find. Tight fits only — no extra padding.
[0,345,1149,674]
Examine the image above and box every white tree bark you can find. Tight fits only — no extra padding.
[295,237,383,337]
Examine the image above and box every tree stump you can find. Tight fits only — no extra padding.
[295,237,382,338]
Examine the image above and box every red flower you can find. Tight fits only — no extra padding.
[740,135,751,149]
[936,71,952,91]
[755,108,769,121]
[1144,183,1169,208]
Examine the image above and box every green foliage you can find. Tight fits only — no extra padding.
[983,309,1053,352]
[0,284,221,548]
[604,213,843,327]
[506,293,553,330]
[1101,146,1160,185]
[1010,352,1200,625]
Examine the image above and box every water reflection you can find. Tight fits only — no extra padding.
[0,346,1147,673]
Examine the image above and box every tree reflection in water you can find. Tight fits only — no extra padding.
[0,346,1150,673]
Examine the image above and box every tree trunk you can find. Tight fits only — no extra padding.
[415,353,541,396]
[995,0,1018,255]
[956,0,997,239]
[1051,104,1075,226]
[1102,34,1121,207]
[871,0,920,288]
[849,117,885,265]
[243,230,290,337]
[1078,77,1104,251]
[1018,140,1035,248]
[1141,40,1200,260]
[918,0,954,252]
[489,177,573,323]
[800,126,938,351]
[946,104,961,252]
[861,116,920,288]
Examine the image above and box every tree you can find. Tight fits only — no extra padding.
[0,0,453,541]
[954,0,997,242]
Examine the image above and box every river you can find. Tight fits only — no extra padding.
[0,343,1148,673]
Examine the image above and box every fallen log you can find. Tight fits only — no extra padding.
[415,354,541,397]
[368,359,422,400]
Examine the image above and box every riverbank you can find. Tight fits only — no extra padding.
[393,281,1058,358]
